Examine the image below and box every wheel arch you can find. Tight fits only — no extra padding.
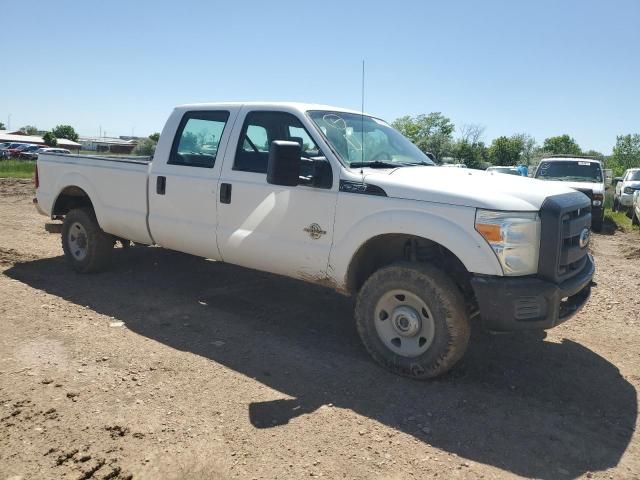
[330,209,503,296]
[52,185,95,217]
[344,233,475,301]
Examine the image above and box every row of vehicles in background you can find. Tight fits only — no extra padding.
[0,142,70,160]
[612,168,640,227]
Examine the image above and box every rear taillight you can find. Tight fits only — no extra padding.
[34,163,39,189]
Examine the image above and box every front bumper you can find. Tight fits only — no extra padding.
[470,254,595,332]
[620,193,634,207]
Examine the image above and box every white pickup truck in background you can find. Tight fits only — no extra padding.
[533,156,606,232]
[35,102,595,379]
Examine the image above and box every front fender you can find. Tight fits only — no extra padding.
[328,202,503,291]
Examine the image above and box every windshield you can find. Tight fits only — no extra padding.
[628,170,640,181]
[535,160,602,183]
[308,111,435,168]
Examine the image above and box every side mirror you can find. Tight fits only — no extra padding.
[613,177,623,187]
[267,140,301,187]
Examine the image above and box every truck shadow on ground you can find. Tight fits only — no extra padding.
[5,247,637,479]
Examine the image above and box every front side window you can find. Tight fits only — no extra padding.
[169,110,230,168]
[535,161,602,183]
[308,110,435,168]
[234,111,321,174]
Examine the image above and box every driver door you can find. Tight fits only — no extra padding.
[216,109,338,280]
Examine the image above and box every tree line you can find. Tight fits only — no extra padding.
[392,113,640,176]
[4,116,639,176]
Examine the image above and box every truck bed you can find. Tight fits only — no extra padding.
[36,153,154,244]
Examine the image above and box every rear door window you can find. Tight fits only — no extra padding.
[169,111,230,168]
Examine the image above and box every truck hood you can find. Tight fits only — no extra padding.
[623,181,640,190]
[362,166,576,211]
[534,179,604,195]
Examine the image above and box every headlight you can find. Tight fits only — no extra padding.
[592,193,603,207]
[475,210,541,276]
[624,187,635,194]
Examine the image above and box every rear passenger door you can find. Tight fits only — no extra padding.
[216,109,338,280]
[148,109,237,259]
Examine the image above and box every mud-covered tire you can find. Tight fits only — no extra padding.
[355,262,470,379]
[61,208,114,273]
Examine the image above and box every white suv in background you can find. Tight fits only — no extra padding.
[613,168,640,212]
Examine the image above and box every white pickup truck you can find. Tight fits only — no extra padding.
[533,156,606,232]
[35,102,595,379]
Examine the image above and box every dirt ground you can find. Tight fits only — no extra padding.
[0,178,638,480]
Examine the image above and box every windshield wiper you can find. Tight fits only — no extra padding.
[349,161,403,169]
[405,161,434,166]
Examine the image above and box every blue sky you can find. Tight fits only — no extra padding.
[1,0,638,153]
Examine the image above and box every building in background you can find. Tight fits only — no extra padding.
[0,130,81,150]
[79,136,137,154]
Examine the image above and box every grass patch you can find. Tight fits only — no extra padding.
[604,208,639,232]
[0,160,36,178]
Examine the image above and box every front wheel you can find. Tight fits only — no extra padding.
[62,208,114,273]
[355,262,470,379]
[632,208,640,226]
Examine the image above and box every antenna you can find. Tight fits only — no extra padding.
[360,60,365,181]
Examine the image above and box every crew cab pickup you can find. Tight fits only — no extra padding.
[35,102,595,379]
[534,156,606,232]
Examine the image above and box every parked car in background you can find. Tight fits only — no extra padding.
[486,166,522,176]
[17,144,47,159]
[1,142,29,159]
[534,156,605,232]
[7,143,39,159]
[20,147,71,160]
[613,168,640,213]
[631,189,640,226]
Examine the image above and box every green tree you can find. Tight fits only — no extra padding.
[513,133,537,166]
[42,132,57,147]
[488,136,524,166]
[133,138,157,156]
[608,134,640,177]
[451,139,487,169]
[52,125,79,142]
[148,132,160,142]
[542,135,581,156]
[0,122,5,130]
[20,125,39,135]
[582,149,605,160]
[392,112,455,161]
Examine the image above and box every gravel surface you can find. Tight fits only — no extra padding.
[0,178,638,479]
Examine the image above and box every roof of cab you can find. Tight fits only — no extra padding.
[539,155,602,163]
[174,101,366,116]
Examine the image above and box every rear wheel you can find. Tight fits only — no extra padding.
[62,208,114,273]
[355,262,470,379]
